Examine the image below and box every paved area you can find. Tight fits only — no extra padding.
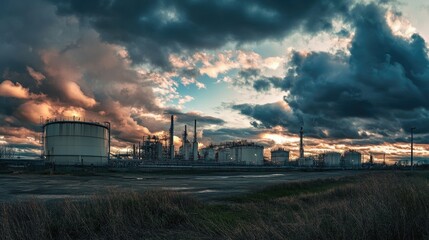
[0,170,364,202]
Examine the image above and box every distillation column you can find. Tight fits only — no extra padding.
[299,126,304,158]
[183,125,189,160]
[192,119,198,161]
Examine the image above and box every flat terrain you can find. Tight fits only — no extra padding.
[1,171,428,240]
[0,170,364,202]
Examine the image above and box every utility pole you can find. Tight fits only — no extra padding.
[383,153,386,165]
[299,127,304,159]
[411,127,416,171]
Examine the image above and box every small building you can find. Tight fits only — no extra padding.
[271,148,289,164]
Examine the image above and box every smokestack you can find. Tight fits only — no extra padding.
[184,125,189,160]
[299,126,304,158]
[193,119,197,143]
[193,119,198,161]
[169,115,174,160]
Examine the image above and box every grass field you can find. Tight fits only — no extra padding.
[1,171,428,239]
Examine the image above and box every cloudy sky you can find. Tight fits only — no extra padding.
[1,0,428,162]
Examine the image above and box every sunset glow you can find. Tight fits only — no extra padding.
[0,0,428,162]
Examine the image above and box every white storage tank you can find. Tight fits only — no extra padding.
[43,120,110,166]
[343,150,361,168]
[231,144,264,165]
[324,152,341,167]
[271,148,290,164]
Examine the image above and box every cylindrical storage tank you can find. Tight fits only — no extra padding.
[271,149,290,164]
[343,150,361,168]
[324,152,341,167]
[43,121,110,166]
[233,145,264,165]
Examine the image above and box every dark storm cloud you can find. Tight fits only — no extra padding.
[232,102,294,129]
[232,102,366,139]
[233,3,429,143]
[233,68,281,90]
[253,79,272,91]
[0,0,164,149]
[51,0,352,68]
[164,108,225,126]
[203,127,262,143]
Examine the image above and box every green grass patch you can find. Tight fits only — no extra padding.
[229,176,358,203]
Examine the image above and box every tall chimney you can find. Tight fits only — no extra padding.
[169,115,174,160]
[299,126,304,158]
[193,119,198,161]
[193,119,197,143]
[183,125,189,160]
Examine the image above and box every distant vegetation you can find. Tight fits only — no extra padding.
[1,172,428,240]
[0,145,15,159]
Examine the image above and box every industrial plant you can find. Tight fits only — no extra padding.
[39,115,266,167]
[270,126,363,168]
[0,114,404,170]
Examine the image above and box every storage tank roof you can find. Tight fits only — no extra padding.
[43,119,109,129]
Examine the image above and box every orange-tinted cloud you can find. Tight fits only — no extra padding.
[17,100,53,124]
[26,66,46,82]
[63,81,97,108]
[0,80,30,99]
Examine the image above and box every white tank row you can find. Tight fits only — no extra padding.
[270,148,362,168]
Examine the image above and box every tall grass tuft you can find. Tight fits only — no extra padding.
[0,172,428,239]
[0,190,198,240]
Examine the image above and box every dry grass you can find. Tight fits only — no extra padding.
[1,172,428,240]
[0,190,198,240]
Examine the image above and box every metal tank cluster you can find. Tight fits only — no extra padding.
[200,140,264,165]
[269,127,363,168]
[133,115,264,165]
[135,115,264,165]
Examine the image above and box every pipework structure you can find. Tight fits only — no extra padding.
[140,135,163,161]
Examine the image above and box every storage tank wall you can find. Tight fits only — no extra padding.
[271,150,289,164]
[324,152,341,166]
[236,146,263,165]
[44,121,109,166]
[343,151,362,168]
